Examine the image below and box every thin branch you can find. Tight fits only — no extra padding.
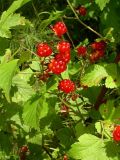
[59,96,85,120]
[67,0,104,38]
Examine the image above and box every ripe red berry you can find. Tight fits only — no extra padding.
[55,51,70,63]
[91,41,106,50]
[57,41,71,53]
[89,50,104,62]
[63,154,68,160]
[52,21,67,37]
[48,59,67,74]
[79,6,87,16]
[20,145,28,153]
[36,43,52,57]
[58,79,75,93]
[77,46,87,57]
[113,125,120,141]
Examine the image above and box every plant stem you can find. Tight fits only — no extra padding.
[42,146,53,159]
[67,0,104,38]
[21,46,39,57]
[94,86,107,110]
[59,96,85,120]
[61,18,75,48]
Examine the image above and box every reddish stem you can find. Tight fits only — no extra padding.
[94,86,107,110]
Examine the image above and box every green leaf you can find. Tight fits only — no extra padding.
[46,75,58,91]
[99,100,115,120]
[40,10,64,30]
[75,122,95,138]
[95,122,102,134]
[105,64,120,88]
[22,95,49,130]
[30,60,41,71]
[12,68,34,102]
[61,67,70,79]
[79,86,101,104]
[22,95,41,130]
[105,76,117,88]
[68,62,80,75]
[95,0,110,11]
[27,133,42,145]
[105,140,120,160]
[0,132,12,154]
[68,134,107,160]
[81,64,108,87]
[0,0,31,38]
[111,107,120,124]
[0,59,18,101]
[19,51,31,64]
[100,0,120,43]
[0,38,10,54]
[56,128,74,148]
[81,63,120,88]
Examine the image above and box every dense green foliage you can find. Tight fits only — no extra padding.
[0,0,120,159]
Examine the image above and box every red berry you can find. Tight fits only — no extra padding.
[77,46,87,57]
[55,51,70,63]
[91,41,106,50]
[89,50,104,62]
[113,125,120,141]
[48,59,67,74]
[52,21,67,37]
[60,105,69,114]
[97,50,104,57]
[39,72,50,82]
[79,6,87,16]
[20,145,28,153]
[57,41,71,53]
[58,79,75,93]
[36,43,52,57]
[89,53,97,63]
[71,93,78,101]
[63,154,68,160]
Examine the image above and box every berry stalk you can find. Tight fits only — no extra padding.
[67,0,104,38]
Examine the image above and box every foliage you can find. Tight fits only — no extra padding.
[0,0,120,159]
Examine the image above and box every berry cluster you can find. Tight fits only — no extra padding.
[58,79,75,94]
[36,22,70,75]
[89,40,106,62]
[48,41,71,74]
[36,22,75,94]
